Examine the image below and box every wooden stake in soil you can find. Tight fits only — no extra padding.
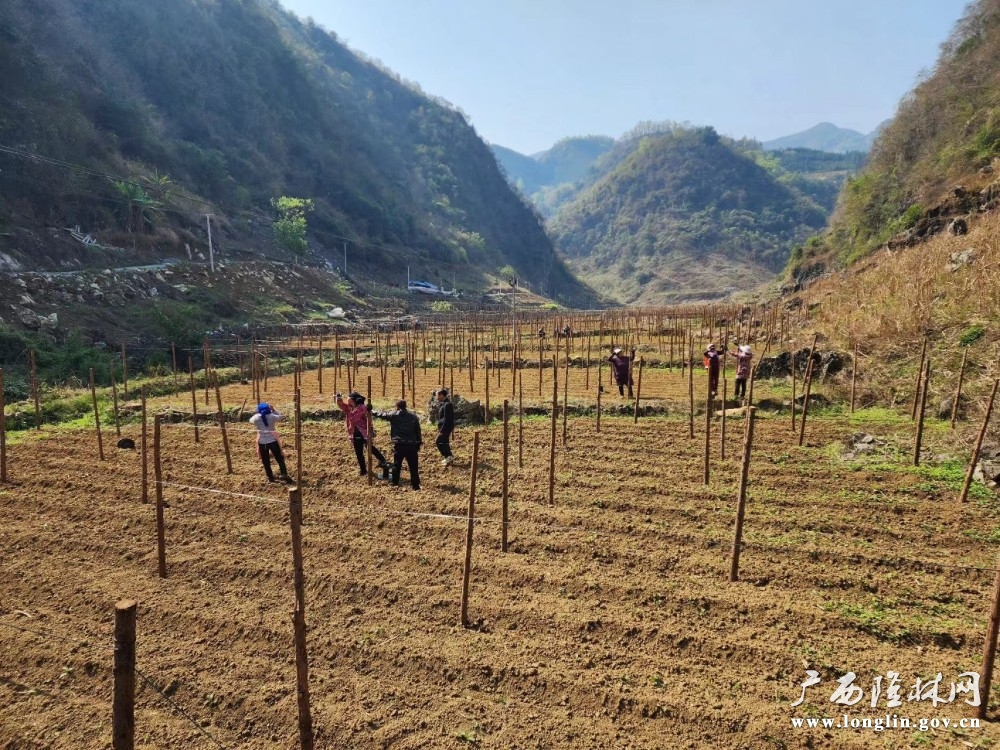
[171,342,179,390]
[295,390,303,485]
[367,376,373,486]
[562,355,569,445]
[633,357,644,424]
[960,378,1000,503]
[288,486,315,750]
[0,368,6,483]
[120,343,129,399]
[797,335,819,447]
[913,359,930,467]
[112,599,137,750]
[704,388,712,485]
[688,336,695,439]
[203,339,210,406]
[461,432,481,628]
[140,388,148,504]
[729,406,757,582]
[911,337,928,420]
[317,336,324,395]
[850,341,859,414]
[549,364,558,506]
[518,372,524,469]
[502,400,510,553]
[212,372,233,474]
[109,357,121,439]
[485,362,491,424]
[30,349,40,430]
[791,347,797,430]
[979,553,1000,721]
[90,368,105,461]
[153,415,166,578]
[720,377,728,461]
[188,356,200,443]
[952,348,969,429]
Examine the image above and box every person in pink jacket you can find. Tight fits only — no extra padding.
[337,392,389,476]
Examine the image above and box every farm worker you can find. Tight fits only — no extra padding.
[249,403,292,483]
[371,399,423,490]
[728,344,753,400]
[336,392,389,476]
[435,388,455,466]
[703,344,721,396]
[608,347,635,398]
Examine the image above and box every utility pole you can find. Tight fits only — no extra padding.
[206,214,215,272]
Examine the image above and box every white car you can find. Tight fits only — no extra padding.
[408,280,441,295]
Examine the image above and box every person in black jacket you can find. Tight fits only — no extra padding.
[371,399,422,490]
[435,388,455,466]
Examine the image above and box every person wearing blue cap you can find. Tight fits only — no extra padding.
[249,403,292,483]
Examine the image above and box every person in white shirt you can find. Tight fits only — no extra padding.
[249,403,292,483]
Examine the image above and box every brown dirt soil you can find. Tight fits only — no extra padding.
[3,365,1000,749]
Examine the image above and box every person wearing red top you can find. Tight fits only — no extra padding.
[336,392,388,476]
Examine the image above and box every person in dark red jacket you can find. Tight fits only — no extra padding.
[608,347,635,397]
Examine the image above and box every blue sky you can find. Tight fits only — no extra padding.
[280,0,971,154]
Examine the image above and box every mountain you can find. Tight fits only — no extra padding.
[490,136,614,215]
[764,122,881,153]
[548,127,831,304]
[787,0,1000,282]
[0,0,594,310]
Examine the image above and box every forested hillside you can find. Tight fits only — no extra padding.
[548,126,834,304]
[789,0,1000,281]
[0,0,593,304]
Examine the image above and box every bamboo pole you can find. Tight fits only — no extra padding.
[188,356,200,443]
[729,407,757,582]
[502,400,509,553]
[914,359,931,466]
[171,342,179,390]
[153,415,166,578]
[720,377,727,460]
[960,378,1000,503]
[112,600,137,750]
[461,432,480,628]
[288,486,315,750]
[89,368,104,461]
[952,348,969,429]
[318,336,324,395]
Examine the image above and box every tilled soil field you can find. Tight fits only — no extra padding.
[3,366,1000,749]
